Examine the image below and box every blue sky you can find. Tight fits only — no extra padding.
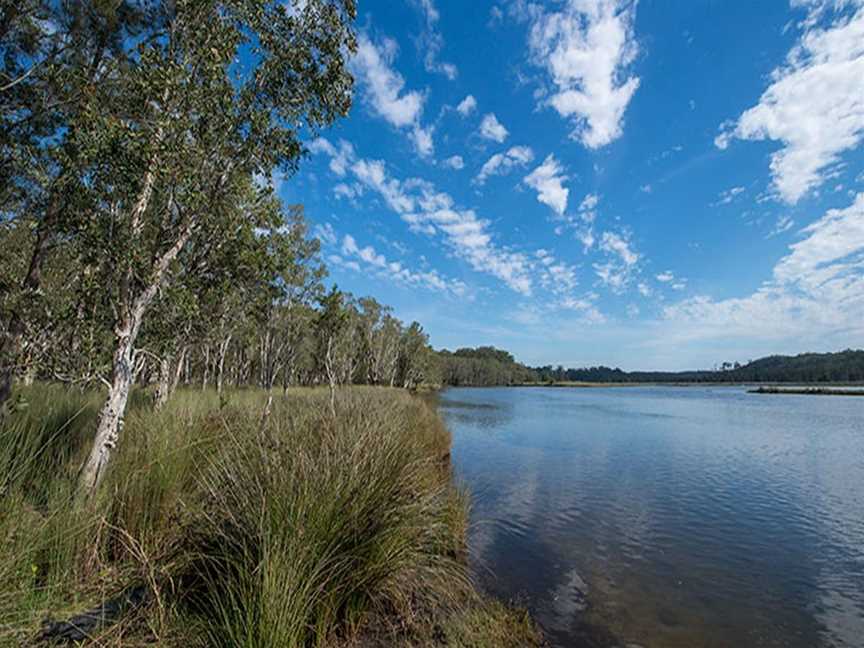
[282,0,864,371]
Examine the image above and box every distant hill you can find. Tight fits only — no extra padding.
[437,348,864,386]
[532,350,864,384]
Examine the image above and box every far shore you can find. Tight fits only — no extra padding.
[504,381,864,391]
[747,386,864,396]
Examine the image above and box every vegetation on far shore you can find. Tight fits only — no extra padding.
[438,348,864,387]
[748,385,864,396]
[0,384,543,647]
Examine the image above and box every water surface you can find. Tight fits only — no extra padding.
[440,386,864,647]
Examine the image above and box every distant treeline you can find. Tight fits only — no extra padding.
[437,349,864,386]
[437,347,536,386]
[536,350,864,384]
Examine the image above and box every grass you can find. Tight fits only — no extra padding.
[0,384,542,647]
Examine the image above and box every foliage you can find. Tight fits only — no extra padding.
[437,346,536,386]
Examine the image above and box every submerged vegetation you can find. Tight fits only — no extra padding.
[0,384,542,646]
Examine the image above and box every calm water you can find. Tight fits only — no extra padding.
[439,386,864,648]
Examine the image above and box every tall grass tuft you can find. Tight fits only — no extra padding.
[0,385,542,647]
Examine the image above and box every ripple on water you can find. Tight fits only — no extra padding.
[443,386,864,648]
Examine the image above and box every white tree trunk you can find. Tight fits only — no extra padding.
[325,335,338,418]
[80,221,191,495]
[217,334,231,395]
[171,346,186,396]
[154,355,171,410]
[202,344,210,390]
[80,316,138,494]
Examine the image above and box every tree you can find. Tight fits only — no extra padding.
[74,0,356,494]
[1,1,150,412]
[315,285,348,417]
[397,322,434,389]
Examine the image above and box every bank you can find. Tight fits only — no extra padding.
[0,384,542,647]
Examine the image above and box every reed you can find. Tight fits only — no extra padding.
[0,385,541,647]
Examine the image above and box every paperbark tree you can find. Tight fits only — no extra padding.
[0,1,149,411]
[77,0,356,494]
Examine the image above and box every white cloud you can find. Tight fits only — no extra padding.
[475,145,534,184]
[599,231,639,266]
[774,192,864,284]
[350,34,434,157]
[664,192,864,343]
[351,35,423,128]
[593,262,627,291]
[579,193,598,211]
[348,158,414,213]
[442,155,465,169]
[328,254,361,273]
[339,233,468,295]
[314,222,337,246]
[559,295,605,322]
[594,230,640,291]
[456,94,477,116]
[525,0,640,148]
[715,4,864,203]
[410,125,435,157]
[333,182,364,201]
[562,192,600,249]
[656,270,687,290]
[412,0,458,79]
[768,215,795,237]
[714,185,746,205]
[535,249,579,293]
[578,193,599,221]
[576,228,595,250]
[312,142,534,295]
[479,113,509,142]
[309,138,356,178]
[308,138,336,156]
[524,154,569,215]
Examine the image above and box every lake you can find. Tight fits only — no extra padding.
[439,386,864,648]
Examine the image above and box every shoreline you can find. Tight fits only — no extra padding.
[747,386,864,396]
[510,381,864,389]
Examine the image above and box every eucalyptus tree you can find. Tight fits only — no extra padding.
[397,322,436,389]
[74,0,356,494]
[0,1,149,410]
[315,285,348,415]
[256,203,326,393]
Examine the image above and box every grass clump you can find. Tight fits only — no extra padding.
[0,385,542,647]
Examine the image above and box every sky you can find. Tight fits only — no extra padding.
[280,0,864,371]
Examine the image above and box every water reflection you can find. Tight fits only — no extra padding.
[441,387,864,648]
[437,394,516,431]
